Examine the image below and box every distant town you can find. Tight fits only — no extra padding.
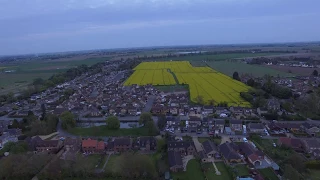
[1,43,320,180]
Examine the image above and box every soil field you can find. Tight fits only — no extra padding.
[264,65,319,76]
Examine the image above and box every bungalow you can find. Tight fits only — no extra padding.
[167,141,197,156]
[82,138,105,154]
[238,142,264,167]
[214,107,230,116]
[278,137,306,152]
[188,116,202,127]
[303,139,320,153]
[168,151,183,172]
[201,140,218,162]
[136,136,157,151]
[301,123,320,137]
[219,142,242,164]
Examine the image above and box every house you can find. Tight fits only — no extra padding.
[247,123,265,134]
[267,99,280,111]
[82,138,105,154]
[201,140,218,161]
[203,105,214,114]
[219,142,242,164]
[26,136,63,154]
[303,139,320,153]
[168,151,183,172]
[64,137,81,152]
[167,141,197,156]
[188,116,202,127]
[301,123,320,137]
[213,120,225,134]
[214,107,230,115]
[113,138,132,152]
[278,137,306,152]
[0,128,22,149]
[136,136,157,151]
[230,107,245,116]
[230,120,243,132]
[238,142,264,167]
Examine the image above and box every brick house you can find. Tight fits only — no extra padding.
[278,137,306,152]
[136,136,157,151]
[82,138,105,154]
[26,136,63,154]
[167,141,197,156]
[113,138,132,152]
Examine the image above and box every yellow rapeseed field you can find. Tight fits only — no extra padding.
[124,61,251,107]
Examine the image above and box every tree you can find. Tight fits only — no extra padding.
[60,111,76,130]
[247,78,255,87]
[157,114,166,130]
[195,95,204,104]
[312,69,318,76]
[146,120,158,136]
[232,71,241,81]
[41,104,46,120]
[139,112,153,125]
[283,164,301,180]
[106,116,120,130]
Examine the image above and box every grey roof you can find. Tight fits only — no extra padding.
[114,138,131,146]
[215,120,225,125]
[305,139,320,148]
[168,141,194,149]
[219,143,241,160]
[230,120,242,124]
[168,151,183,167]
[248,123,265,130]
[202,140,217,154]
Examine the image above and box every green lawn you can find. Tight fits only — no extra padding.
[68,126,152,136]
[235,164,250,177]
[207,61,293,77]
[308,169,320,180]
[104,155,121,172]
[85,154,105,169]
[172,159,205,180]
[203,162,233,180]
[258,168,279,180]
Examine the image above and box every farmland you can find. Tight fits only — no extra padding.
[0,57,108,94]
[124,61,251,106]
[206,61,293,77]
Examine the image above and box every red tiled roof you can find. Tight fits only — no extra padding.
[97,141,105,150]
[248,153,262,162]
[82,138,97,148]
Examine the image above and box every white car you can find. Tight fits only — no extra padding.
[243,138,248,142]
[273,143,277,147]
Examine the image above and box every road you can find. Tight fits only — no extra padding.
[0,115,23,121]
[143,95,156,113]
[56,120,78,138]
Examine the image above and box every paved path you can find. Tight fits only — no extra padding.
[192,137,203,152]
[102,154,112,171]
[143,95,156,113]
[182,155,194,171]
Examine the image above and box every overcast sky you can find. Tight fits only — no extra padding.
[0,0,319,55]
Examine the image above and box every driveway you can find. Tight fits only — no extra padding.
[220,136,231,144]
[192,137,203,152]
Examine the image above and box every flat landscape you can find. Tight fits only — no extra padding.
[207,61,293,77]
[124,61,251,106]
[0,57,108,94]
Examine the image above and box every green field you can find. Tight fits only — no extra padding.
[152,53,284,61]
[68,126,151,137]
[0,57,109,94]
[172,159,205,180]
[207,61,293,77]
